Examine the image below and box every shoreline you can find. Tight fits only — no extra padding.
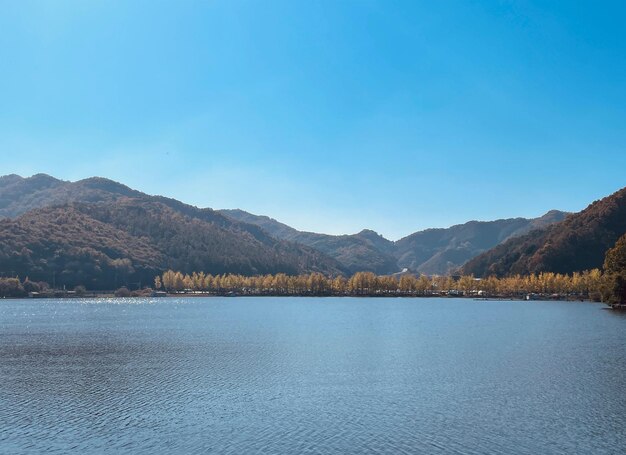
[2,292,598,303]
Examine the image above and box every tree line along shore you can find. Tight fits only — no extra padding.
[154,270,607,299]
[1,268,623,305]
[3,234,626,304]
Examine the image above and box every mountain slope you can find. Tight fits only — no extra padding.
[0,199,346,289]
[0,204,162,289]
[0,174,143,218]
[461,187,626,277]
[219,209,399,274]
[218,209,302,240]
[1,174,568,278]
[220,208,568,275]
[0,174,346,255]
[394,210,568,275]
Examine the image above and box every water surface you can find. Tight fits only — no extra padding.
[1,297,626,454]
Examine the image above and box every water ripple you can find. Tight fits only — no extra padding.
[1,298,626,454]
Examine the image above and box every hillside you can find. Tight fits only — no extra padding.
[0,204,162,289]
[0,195,347,290]
[1,174,569,279]
[461,187,626,277]
[219,210,399,274]
[220,208,567,275]
[0,173,143,218]
[394,210,568,275]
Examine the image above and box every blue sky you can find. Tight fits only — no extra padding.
[1,1,625,239]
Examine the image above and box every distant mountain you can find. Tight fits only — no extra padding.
[219,210,398,274]
[0,173,143,218]
[0,176,347,289]
[220,208,568,275]
[394,210,568,275]
[461,187,626,277]
[0,174,570,281]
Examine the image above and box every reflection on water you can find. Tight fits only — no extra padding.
[1,297,626,454]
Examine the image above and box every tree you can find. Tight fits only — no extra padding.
[332,276,347,294]
[604,234,626,275]
[603,234,626,305]
[114,286,131,297]
[23,278,40,293]
[111,258,134,288]
[182,274,193,290]
[74,285,87,296]
[399,275,417,293]
[174,272,184,291]
[0,278,26,297]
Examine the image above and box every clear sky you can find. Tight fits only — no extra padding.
[1,1,625,239]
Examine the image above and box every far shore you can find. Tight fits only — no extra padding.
[2,290,599,303]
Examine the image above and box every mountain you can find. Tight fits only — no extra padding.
[461,187,626,277]
[220,208,568,275]
[217,209,302,241]
[0,173,143,218]
[393,210,568,275]
[219,210,399,274]
[0,176,347,289]
[0,200,346,289]
[1,174,569,280]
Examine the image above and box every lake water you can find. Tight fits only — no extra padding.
[1,297,626,454]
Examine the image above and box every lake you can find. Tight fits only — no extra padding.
[1,297,626,454]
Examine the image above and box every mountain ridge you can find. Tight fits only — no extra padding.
[0,175,348,288]
[461,187,626,277]
[1,173,569,278]
[219,207,568,275]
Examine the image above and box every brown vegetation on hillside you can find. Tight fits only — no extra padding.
[0,200,346,290]
[462,187,626,277]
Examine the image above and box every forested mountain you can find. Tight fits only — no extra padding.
[0,173,143,218]
[219,210,399,274]
[461,187,626,277]
[0,174,570,281]
[0,204,162,289]
[0,177,347,289]
[394,210,567,275]
[220,208,567,275]
[0,200,345,289]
